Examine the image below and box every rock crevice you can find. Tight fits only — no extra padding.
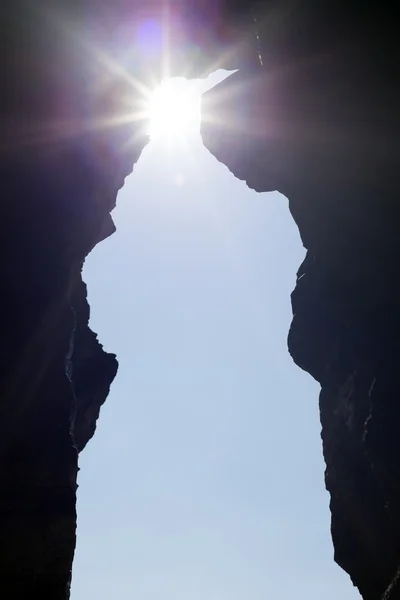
[1,2,399,599]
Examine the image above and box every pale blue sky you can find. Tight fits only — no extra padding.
[72,72,359,599]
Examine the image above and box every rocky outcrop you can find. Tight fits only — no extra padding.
[201,2,399,599]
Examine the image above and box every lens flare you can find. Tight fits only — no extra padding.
[146,79,201,141]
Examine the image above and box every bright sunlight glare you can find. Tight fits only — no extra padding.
[146,79,201,141]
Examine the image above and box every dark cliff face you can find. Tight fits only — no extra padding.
[0,3,148,597]
[201,2,400,599]
[1,1,399,599]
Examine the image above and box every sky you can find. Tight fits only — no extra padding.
[71,71,360,599]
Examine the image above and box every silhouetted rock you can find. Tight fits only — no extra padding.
[201,2,399,599]
[0,3,147,597]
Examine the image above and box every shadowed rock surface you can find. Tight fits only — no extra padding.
[0,2,148,596]
[201,3,400,599]
[0,1,398,599]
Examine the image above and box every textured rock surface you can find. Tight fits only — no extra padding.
[0,1,399,599]
[201,2,400,599]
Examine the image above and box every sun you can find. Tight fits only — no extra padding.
[146,79,201,141]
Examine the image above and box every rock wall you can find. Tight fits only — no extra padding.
[201,2,400,599]
[0,2,147,597]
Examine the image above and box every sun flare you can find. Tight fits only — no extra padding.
[146,79,201,141]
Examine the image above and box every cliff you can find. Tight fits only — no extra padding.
[201,2,400,599]
[0,1,399,599]
[0,2,147,596]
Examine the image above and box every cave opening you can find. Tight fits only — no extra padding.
[71,73,357,599]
